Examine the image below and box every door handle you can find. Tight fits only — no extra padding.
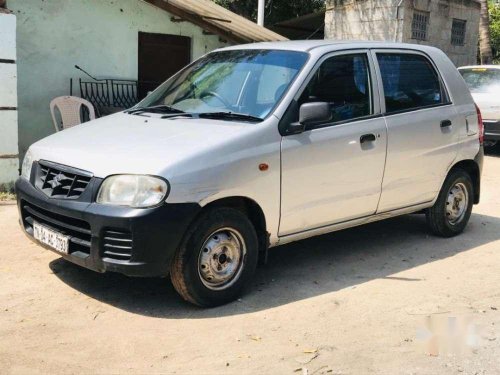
[360,133,376,144]
[440,119,452,128]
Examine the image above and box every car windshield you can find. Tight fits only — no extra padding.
[135,49,309,121]
[459,68,500,93]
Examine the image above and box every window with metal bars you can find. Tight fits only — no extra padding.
[411,11,430,41]
[451,19,466,46]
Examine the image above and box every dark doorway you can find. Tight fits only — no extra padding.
[138,32,191,100]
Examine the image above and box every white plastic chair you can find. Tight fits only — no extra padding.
[50,96,96,132]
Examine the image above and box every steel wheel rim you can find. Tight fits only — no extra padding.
[198,227,246,291]
[446,182,468,225]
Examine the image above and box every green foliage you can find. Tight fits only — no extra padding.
[489,2,500,62]
[0,181,15,201]
[0,192,16,201]
[213,0,325,25]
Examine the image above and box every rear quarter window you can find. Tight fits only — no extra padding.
[377,53,447,113]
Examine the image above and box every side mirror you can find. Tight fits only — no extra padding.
[286,102,332,135]
[300,102,332,125]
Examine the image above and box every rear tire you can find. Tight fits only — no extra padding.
[426,169,473,237]
[170,207,258,307]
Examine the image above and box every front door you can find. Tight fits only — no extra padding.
[372,50,461,212]
[279,51,388,236]
[138,32,191,100]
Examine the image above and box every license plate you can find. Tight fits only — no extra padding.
[33,221,69,254]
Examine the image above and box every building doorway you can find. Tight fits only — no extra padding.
[138,32,191,100]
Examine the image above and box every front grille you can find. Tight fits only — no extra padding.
[102,230,133,261]
[36,161,92,199]
[21,200,91,255]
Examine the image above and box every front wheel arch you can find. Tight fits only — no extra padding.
[197,196,269,263]
[170,206,259,306]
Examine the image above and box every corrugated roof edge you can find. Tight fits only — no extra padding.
[143,0,287,43]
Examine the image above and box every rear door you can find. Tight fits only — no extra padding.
[372,50,461,212]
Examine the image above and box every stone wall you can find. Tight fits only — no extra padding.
[325,0,480,66]
[0,12,19,185]
[325,0,403,42]
[401,0,480,66]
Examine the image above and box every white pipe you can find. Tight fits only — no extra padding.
[394,0,404,41]
[257,0,265,26]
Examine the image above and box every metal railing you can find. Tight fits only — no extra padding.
[77,78,138,117]
[70,65,160,117]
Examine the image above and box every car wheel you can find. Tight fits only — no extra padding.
[426,169,473,237]
[170,207,259,307]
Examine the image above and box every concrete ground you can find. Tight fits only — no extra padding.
[1,155,500,375]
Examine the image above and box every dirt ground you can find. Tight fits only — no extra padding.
[1,155,500,375]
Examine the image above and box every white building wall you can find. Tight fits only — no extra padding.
[7,0,229,158]
[0,12,19,185]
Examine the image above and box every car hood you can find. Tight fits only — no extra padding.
[30,113,254,178]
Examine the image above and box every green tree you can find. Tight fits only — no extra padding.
[489,2,500,62]
[480,0,493,63]
[213,0,325,25]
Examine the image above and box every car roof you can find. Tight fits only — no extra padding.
[458,65,500,70]
[216,40,442,53]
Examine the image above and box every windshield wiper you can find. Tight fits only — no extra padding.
[126,105,185,115]
[198,112,263,122]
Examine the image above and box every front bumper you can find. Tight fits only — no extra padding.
[15,177,201,277]
[483,120,500,141]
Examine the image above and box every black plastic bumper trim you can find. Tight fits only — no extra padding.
[16,177,201,277]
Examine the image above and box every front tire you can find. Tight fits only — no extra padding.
[170,207,259,307]
[426,169,473,237]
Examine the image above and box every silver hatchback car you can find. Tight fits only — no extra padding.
[17,41,484,306]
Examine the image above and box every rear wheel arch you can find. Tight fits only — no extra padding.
[448,159,480,204]
[426,168,474,237]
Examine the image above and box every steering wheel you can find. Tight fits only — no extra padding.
[200,91,231,108]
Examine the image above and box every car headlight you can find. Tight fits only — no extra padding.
[97,175,169,208]
[21,149,34,180]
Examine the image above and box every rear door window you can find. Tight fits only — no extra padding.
[377,53,446,113]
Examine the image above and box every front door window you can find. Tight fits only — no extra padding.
[299,53,373,124]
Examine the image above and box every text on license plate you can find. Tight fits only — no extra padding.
[33,221,69,254]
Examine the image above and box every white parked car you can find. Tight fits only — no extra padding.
[459,65,500,146]
[17,41,484,306]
